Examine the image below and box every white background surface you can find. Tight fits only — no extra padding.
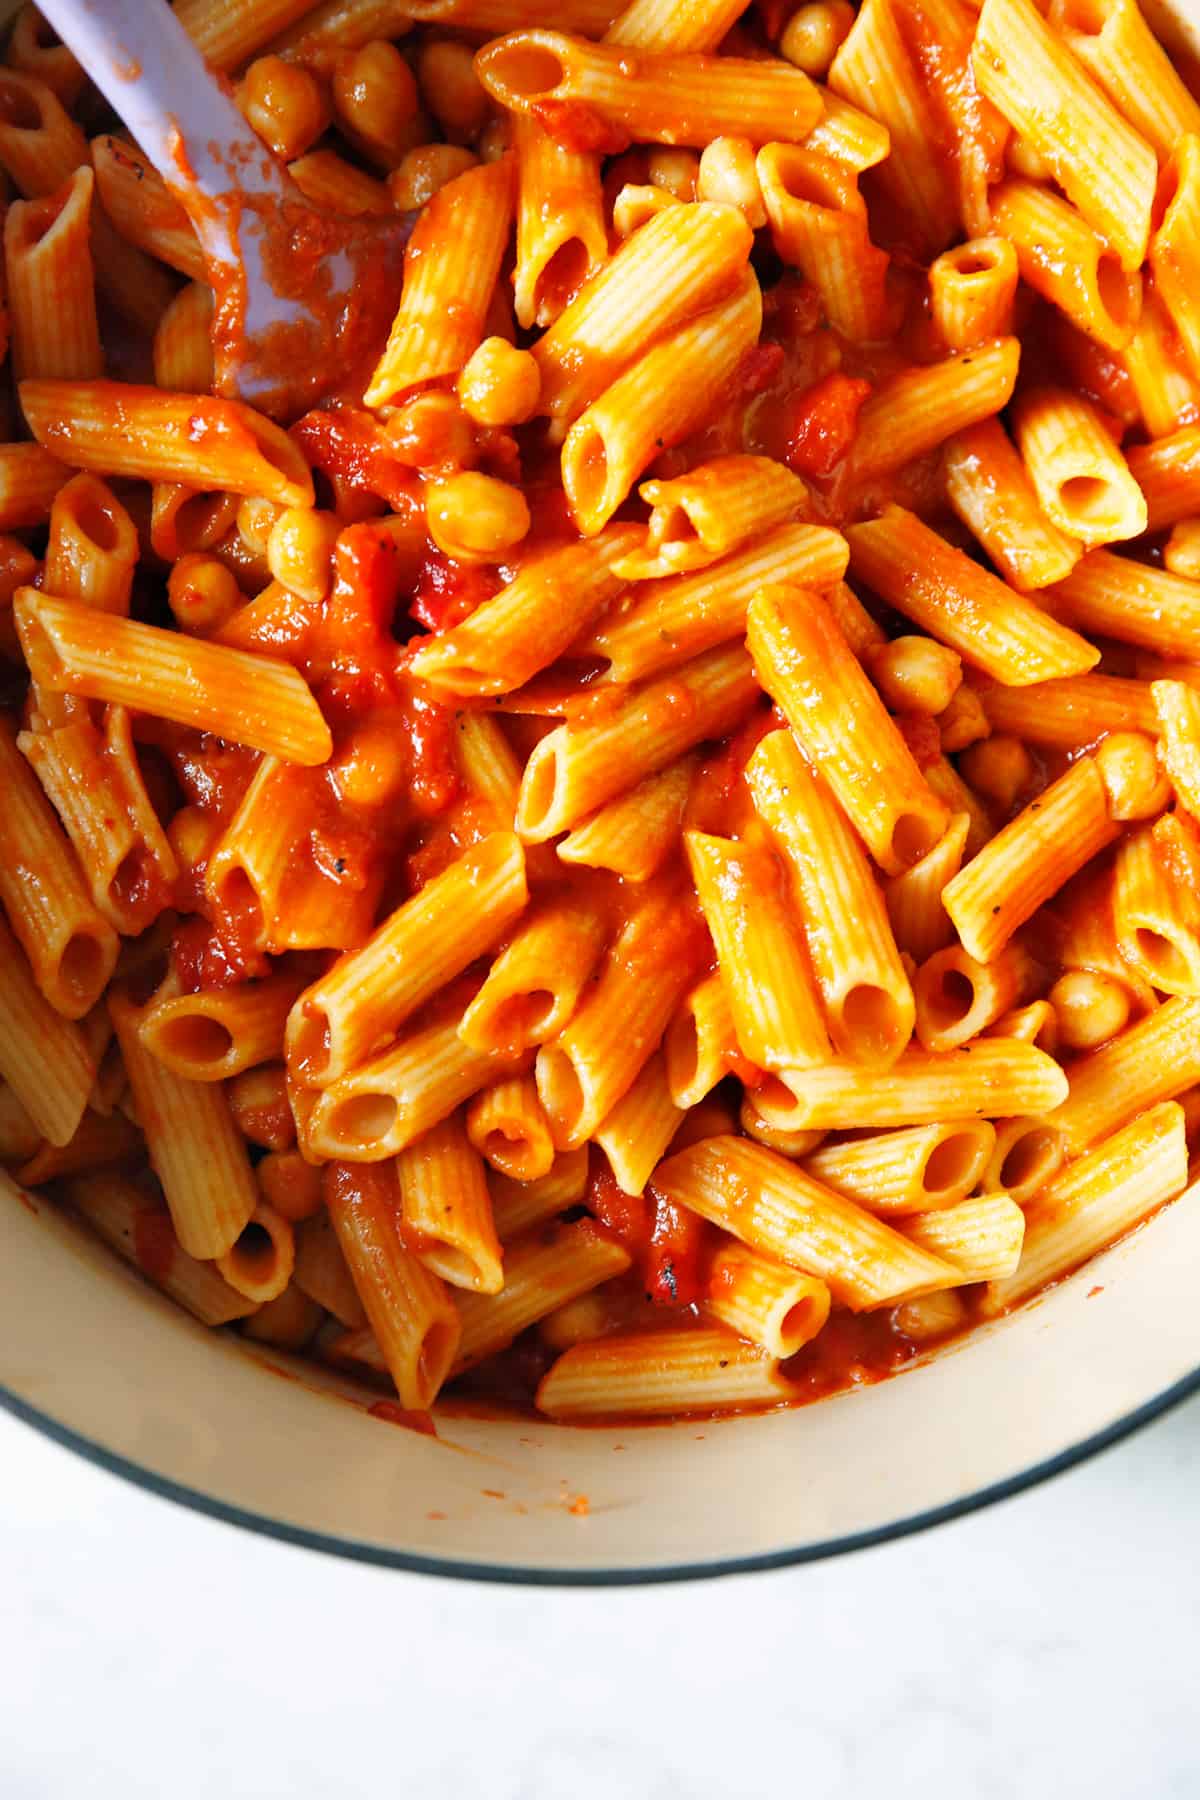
[3,1394,1199,1799]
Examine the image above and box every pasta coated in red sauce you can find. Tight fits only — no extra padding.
[3,0,1199,1428]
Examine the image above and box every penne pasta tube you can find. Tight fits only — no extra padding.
[557,753,695,883]
[304,996,514,1163]
[982,1117,1065,1205]
[1127,422,1200,531]
[5,166,102,384]
[942,754,1123,964]
[7,6,85,106]
[944,421,1082,592]
[90,136,204,281]
[980,1102,1187,1314]
[292,1210,367,1328]
[1047,551,1200,659]
[747,585,950,875]
[324,1159,461,1408]
[848,339,1020,482]
[364,157,514,408]
[0,442,71,528]
[475,31,823,148]
[516,642,759,842]
[454,712,522,831]
[287,833,527,1086]
[454,1217,631,1370]
[0,715,118,1018]
[287,149,391,217]
[914,942,1042,1052]
[803,91,891,172]
[605,0,747,49]
[980,674,1157,747]
[396,1113,504,1294]
[1011,389,1147,548]
[1151,136,1200,384]
[665,971,739,1108]
[687,828,829,1071]
[1112,818,1200,996]
[535,885,705,1149]
[466,1075,556,1183]
[613,456,809,582]
[989,180,1141,352]
[15,1103,139,1189]
[536,1326,802,1418]
[756,143,888,342]
[702,1239,830,1356]
[489,1145,589,1239]
[1154,679,1200,819]
[1048,0,1200,161]
[737,1097,823,1157]
[409,526,638,695]
[175,0,318,71]
[14,590,332,765]
[108,988,258,1260]
[747,730,913,1065]
[901,1193,1025,1283]
[562,270,761,534]
[1046,996,1200,1156]
[215,1203,296,1306]
[532,199,753,432]
[589,521,848,681]
[828,0,957,257]
[884,813,970,965]
[805,1120,996,1215]
[750,1040,1069,1132]
[511,115,606,330]
[971,0,1156,271]
[847,506,1095,686]
[928,237,1018,351]
[44,473,138,615]
[18,711,178,936]
[992,998,1060,1052]
[406,0,623,29]
[459,898,607,1057]
[136,974,303,1082]
[1122,285,1200,441]
[67,1174,259,1327]
[593,1052,682,1196]
[0,915,95,1147]
[654,1135,957,1306]
[20,380,314,505]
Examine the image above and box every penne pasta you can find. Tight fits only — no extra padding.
[466,1074,556,1183]
[453,1217,631,1370]
[652,1135,957,1307]
[980,1103,1187,1314]
[14,590,332,765]
[747,584,950,875]
[537,1326,802,1417]
[476,31,824,147]
[1011,388,1147,548]
[846,506,1095,685]
[747,729,913,1066]
[805,1120,996,1215]
[750,1040,1068,1133]
[68,1174,259,1327]
[901,1193,1025,1283]
[848,339,1020,482]
[396,1113,505,1294]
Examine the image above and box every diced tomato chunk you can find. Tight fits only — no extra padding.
[784,373,873,478]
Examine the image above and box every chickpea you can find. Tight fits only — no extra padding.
[166,552,242,635]
[237,56,330,161]
[647,147,700,201]
[960,734,1034,812]
[779,1,855,76]
[426,471,530,560]
[1050,969,1132,1051]
[458,337,541,427]
[266,507,340,602]
[698,137,766,229]
[387,142,477,211]
[1095,730,1170,820]
[332,40,421,167]
[871,636,963,715]
[416,39,490,143]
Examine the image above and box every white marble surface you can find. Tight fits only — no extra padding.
[3,1393,1199,1798]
